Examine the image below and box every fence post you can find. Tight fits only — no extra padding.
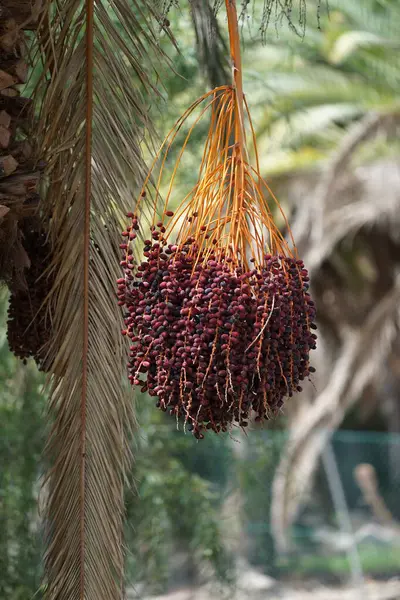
[322,441,365,595]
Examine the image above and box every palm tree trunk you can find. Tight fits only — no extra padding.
[0,0,43,287]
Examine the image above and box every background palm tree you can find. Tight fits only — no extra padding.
[241,0,400,552]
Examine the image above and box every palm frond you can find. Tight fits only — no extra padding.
[327,0,400,40]
[32,1,169,598]
[328,30,400,65]
[244,0,400,178]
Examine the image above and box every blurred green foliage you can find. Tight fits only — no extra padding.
[237,432,285,574]
[125,405,234,593]
[0,292,44,599]
[163,0,400,176]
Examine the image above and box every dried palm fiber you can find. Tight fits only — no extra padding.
[0,0,50,369]
[29,0,170,598]
[7,216,53,370]
[118,0,317,439]
[0,0,44,287]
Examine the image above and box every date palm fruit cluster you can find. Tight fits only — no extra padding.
[118,212,316,438]
[118,2,317,436]
[7,218,52,370]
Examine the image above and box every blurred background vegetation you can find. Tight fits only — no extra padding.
[1,0,400,597]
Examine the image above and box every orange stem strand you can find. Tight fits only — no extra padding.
[124,2,296,271]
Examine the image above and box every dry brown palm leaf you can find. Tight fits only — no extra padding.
[306,159,400,273]
[32,1,170,598]
[269,148,400,553]
[293,111,400,261]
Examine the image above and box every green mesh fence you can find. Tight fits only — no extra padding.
[209,429,400,583]
[128,425,400,585]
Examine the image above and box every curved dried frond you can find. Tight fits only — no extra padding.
[307,112,400,252]
[271,280,400,553]
[242,0,400,557]
[269,150,400,552]
[295,112,400,267]
[32,1,170,598]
